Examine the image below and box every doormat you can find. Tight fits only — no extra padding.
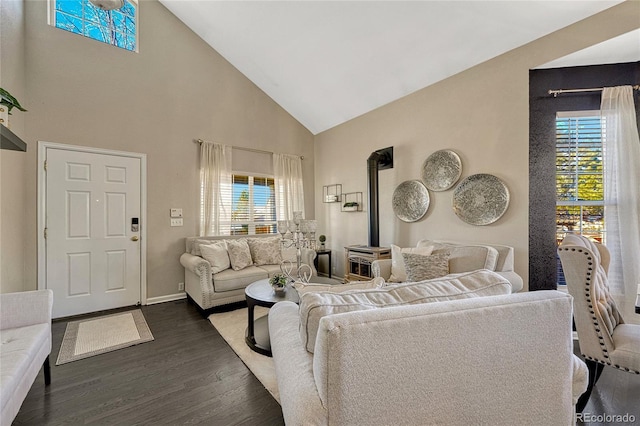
[56,309,154,365]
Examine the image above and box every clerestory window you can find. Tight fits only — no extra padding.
[50,0,138,52]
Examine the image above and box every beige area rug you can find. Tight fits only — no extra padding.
[56,309,154,365]
[208,307,280,403]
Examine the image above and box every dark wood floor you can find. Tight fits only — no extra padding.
[13,299,284,425]
[13,299,639,425]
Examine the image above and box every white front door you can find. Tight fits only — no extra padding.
[45,147,142,318]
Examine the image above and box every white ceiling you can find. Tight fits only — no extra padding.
[159,1,629,134]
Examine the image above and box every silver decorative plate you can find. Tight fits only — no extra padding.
[421,149,462,192]
[452,174,509,226]
[392,180,430,223]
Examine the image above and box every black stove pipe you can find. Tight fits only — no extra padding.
[367,151,382,247]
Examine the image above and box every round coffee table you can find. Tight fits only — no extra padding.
[245,276,340,356]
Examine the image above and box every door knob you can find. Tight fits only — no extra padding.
[131,236,139,241]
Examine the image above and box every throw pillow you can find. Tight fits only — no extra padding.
[402,252,450,282]
[190,238,216,257]
[247,237,283,266]
[294,277,385,296]
[225,239,253,271]
[299,269,512,353]
[199,243,231,274]
[389,244,434,282]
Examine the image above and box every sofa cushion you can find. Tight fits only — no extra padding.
[416,240,499,272]
[199,242,231,274]
[212,266,269,292]
[294,278,385,296]
[389,244,434,282]
[299,269,512,353]
[248,237,283,266]
[225,239,253,271]
[1,323,50,416]
[402,252,450,281]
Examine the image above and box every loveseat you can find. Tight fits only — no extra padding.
[180,234,317,312]
[1,289,53,425]
[269,274,587,425]
[372,239,524,292]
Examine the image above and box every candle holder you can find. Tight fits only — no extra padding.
[278,212,316,282]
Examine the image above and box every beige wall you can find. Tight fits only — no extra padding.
[0,0,27,293]
[314,1,640,286]
[2,0,314,298]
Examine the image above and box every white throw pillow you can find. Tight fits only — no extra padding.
[199,243,231,274]
[225,239,253,271]
[247,237,283,265]
[389,244,434,282]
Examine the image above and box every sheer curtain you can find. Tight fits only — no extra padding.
[602,86,640,324]
[273,153,304,220]
[199,142,232,236]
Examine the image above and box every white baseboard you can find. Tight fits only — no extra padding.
[145,292,187,305]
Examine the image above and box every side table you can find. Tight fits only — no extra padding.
[314,249,332,278]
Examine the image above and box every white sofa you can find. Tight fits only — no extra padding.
[1,289,53,425]
[269,283,587,426]
[372,239,523,292]
[180,234,317,313]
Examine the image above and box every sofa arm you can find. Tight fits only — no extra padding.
[180,252,212,278]
[372,259,392,280]
[0,289,53,330]
[571,354,588,406]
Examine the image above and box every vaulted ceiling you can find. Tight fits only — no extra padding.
[159,1,634,134]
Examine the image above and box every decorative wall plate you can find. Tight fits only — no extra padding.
[421,149,462,191]
[452,174,509,225]
[392,180,430,222]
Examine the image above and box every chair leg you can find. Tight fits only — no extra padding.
[576,360,604,413]
[44,356,51,386]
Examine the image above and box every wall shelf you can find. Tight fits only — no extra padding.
[323,184,342,203]
[341,191,363,212]
[0,124,27,152]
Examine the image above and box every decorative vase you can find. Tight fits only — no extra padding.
[272,284,286,295]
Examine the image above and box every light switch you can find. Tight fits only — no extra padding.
[170,208,183,218]
[170,218,183,227]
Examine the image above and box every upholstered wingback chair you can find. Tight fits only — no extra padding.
[558,234,640,412]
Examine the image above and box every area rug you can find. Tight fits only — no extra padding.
[56,309,154,365]
[208,307,280,403]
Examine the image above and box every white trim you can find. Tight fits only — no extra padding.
[37,141,148,306]
[145,293,187,305]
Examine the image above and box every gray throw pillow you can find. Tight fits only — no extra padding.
[402,252,450,282]
[225,239,253,271]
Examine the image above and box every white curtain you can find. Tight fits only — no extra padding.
[199,142,232,236]
[273,153,305,220]
[602,86,640,324]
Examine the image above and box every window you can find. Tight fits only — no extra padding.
[226,175,276,235]
[556,111,605,284]
[51,0,137,52]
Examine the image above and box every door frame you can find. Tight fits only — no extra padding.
[37,141,147,306]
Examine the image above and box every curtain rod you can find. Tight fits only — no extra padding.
[548,85,640,97]
[195,139,303,160]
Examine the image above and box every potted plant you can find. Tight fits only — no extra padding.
[318,234,326,249]
[0,88,27,129]
[269,274,288,294]
[343,202,359,212]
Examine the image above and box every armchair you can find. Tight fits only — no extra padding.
[558,234,640,412]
